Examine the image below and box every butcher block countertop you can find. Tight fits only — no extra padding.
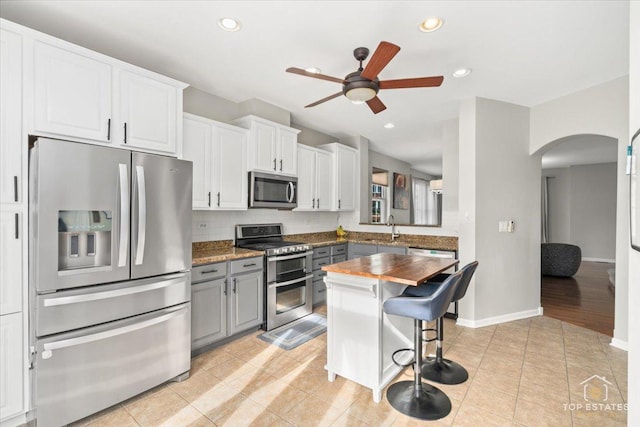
[322,253,459,286]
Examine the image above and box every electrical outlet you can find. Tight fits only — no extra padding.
[198,223,207,229]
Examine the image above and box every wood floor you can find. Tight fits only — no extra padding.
[541,260,615,336]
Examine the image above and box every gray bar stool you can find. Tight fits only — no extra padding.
[404,261,479,385]
[382,270,464,420]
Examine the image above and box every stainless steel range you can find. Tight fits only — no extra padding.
[235,224,313,330]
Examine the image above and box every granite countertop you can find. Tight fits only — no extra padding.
[322,253,459,286]
[192,231,458,266]
[192,240,263,266]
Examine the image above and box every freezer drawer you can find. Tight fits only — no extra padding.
[35,303,191,427]
[36,272,190,337]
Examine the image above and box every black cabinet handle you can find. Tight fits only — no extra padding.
[312,198,315,209]
[208,192,211,207]
[279,159,283,171]
[201,269,218,274]
[243,263,256,268]
[317,198,319,209]
[338,199,341,209]
[14,213,19,239]
[232,277,237,293]
[223,279,227,296]
[273,158,277,171]
[13,176,18,202]
[217,192,221,207]
[123,122,127,144]
[107,118,111,141]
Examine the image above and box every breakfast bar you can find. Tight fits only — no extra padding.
[322,253,459,402]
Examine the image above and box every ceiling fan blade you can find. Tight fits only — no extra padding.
[366,96,386,114]
[379,76,444,89]
[360,41,401,80]
[305,92,343,108]
[286,67,344,84]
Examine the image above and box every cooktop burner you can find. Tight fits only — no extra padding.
[235,223,312,256]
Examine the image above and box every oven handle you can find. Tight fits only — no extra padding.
[268,274,313,289]
[267,250,313,262]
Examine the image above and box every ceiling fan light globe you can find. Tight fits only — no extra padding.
[345,87,377,102]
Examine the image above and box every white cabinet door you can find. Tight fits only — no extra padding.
[0,210,22,316]
[278,128,298,176]
[0,312,23,421]
[34,41,112,143]
[0,28,22,205]
[183,116,212,209]
[336,146,357,211]
[214,126,247,210]
[253,121,277,173]
[191,278,227,350]
[315,150,333,211]
[118,70,177,154]
[228,271,263,335]
[296,145,316,210]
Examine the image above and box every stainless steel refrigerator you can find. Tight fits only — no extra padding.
[29,138,193,427]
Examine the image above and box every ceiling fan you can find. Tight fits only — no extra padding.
[286,41,444,114]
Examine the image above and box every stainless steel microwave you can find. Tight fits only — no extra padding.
[249,171,297,209]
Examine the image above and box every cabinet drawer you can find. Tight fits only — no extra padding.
[230,257,263,275]
[331,244,347,256]
[313,246,331,258]
[313,279,327,305]
[192,262,227,282]
[331,255,346,264]
[313,256,330,271]
[313,269,327,281]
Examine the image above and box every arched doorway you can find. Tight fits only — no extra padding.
[536,134,618,336]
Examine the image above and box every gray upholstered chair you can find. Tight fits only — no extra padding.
[541,243,581,277]
[382,270,463,421]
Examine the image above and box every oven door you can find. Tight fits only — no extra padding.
[266,251,313,284]
[266,274,313,330]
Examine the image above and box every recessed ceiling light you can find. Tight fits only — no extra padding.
[419,17,443,32]
[384,123,395,129]
[453,68,472,78]
[305,67,321,74]
[218,17,241,32]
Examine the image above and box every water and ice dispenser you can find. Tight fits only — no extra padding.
[58,210,112,271]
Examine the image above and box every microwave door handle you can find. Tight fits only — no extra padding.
[118,164,129,267]
[287,182,295,203]
[134,165,146,265]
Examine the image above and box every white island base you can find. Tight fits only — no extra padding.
[324,272,414,403]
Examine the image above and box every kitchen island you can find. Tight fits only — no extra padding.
[322,253,459,402]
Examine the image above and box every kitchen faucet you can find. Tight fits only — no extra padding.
[386,214,400,241]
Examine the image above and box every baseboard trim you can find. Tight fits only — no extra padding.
[610,338,628,351]
[456,307,543,328]
[582,257,615,263]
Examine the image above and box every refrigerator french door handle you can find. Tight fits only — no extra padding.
[135,166,146,265]
[41,305,186,355]
[118,164,129,267]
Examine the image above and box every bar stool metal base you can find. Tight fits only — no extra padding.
[421,357,469,385]
[386,381,452,421]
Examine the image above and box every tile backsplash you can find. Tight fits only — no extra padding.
[192,209,340,242]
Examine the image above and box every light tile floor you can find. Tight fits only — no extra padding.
[71,310,628,427]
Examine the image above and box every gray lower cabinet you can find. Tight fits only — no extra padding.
[191,257,263,352]
[312,243,348,305]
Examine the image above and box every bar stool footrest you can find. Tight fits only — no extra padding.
[391,348,414,368]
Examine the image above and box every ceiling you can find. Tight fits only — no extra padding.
[0,1,629,175]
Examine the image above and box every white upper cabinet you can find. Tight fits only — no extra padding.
[295,145,333,211]
[32,36,186,156]
[183,113,248,210]
[34,41,112,143]
[232,115,300,177]
[117,70,178,154]
[319,143,358,211]
[1,28,23,205]
[183,115,212,209]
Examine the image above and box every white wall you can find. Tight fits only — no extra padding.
[530,77,629,346]
[627,3,639,425]
[544,163,618,261]
[368,150,413,225]
[460,98,541,323]
[442,119,459,231]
